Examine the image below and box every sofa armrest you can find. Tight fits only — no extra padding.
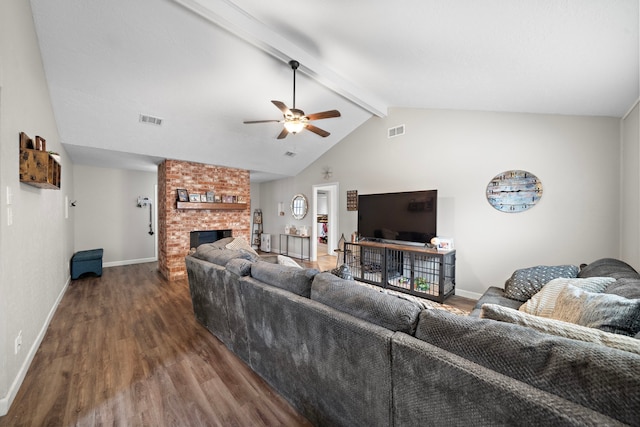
[469,286,523,317]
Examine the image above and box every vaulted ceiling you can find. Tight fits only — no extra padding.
[30,0,639,181]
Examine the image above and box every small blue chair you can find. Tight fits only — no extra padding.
[71,248,103,279]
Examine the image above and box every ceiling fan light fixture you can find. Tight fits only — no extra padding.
[284,120,305,134]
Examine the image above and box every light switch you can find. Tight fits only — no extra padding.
[7,206,12,226]
[6,186,12,205]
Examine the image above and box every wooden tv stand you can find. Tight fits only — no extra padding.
[342,241,456,303]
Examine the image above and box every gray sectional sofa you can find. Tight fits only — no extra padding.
[186,245,640,426]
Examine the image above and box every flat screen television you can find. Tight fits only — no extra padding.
[357,190,437,245]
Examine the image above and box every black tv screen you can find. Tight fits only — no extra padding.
[357,190,437,245]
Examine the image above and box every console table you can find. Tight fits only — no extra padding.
[279,234,311,261]
[343,241,456,303]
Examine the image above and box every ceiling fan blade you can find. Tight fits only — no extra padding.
[272,100,291,115]
[276,128,289,139]
[305,124,330,138]
[305,110,341,121]
[243,119,281,124]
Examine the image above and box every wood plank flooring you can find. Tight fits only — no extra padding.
[1,256,476,426]
[0,263,312,427]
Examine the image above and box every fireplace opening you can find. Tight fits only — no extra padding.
[190,229,232,249]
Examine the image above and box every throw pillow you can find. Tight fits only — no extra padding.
[503,265,579,302]
[552,285,640,337]
[330,263,353,280]
[519,277,615,317]
[277,254,302,269]
[481,303,640,355]
[225,237,259,256]
[604,278,640,299]
[577,258,640,280]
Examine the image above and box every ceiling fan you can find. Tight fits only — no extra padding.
[244,60,341,139]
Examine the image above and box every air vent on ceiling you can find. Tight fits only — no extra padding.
[139,114,163,126]
[284,151,297,157]
[388,124,405,138]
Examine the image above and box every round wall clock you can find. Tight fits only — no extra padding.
[486,170,543,213]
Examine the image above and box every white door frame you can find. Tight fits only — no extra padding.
[311,182,339,261]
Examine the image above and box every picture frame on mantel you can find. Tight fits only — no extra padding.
[189,193,200,202]
[177,188,188,202]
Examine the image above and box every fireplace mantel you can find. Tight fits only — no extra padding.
[176,201,247,210]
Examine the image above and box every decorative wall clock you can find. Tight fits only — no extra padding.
[486,170,543,213]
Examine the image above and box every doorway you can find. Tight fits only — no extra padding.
[311,183,338,262]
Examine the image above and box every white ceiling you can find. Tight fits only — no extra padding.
[30,0,639,181]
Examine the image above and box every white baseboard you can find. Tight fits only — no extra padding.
[455,288,482,300]
[0,277,71,416]
[103,257,157,268]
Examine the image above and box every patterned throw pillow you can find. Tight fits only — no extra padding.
[331,263,353,280]
[504,265,579,302]
[519,277,615,317]
[225,237,259,256]
[277,255,302,269]
[552,285,640,336]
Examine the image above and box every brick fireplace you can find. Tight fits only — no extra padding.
[158,159,251,281]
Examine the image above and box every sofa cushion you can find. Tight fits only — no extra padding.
[481,303,640,355]
[551,285,640,337]
[577,258,640,280]
[226,258,253,277]
[250,261,318,297]
[469,286,523,317]
[193,246,251,266]
[519,277,615,317]
[310,272,422,334]
[415,309,640,425]
[604,278,640,299]
[504,265,579,302]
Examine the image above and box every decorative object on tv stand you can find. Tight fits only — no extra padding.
[290,193,308,219]
[431,237,454,251]
[486,170,542,213]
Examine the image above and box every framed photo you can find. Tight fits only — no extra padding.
[222,195,233,203]
[189,193,200,202]
[437,238,455,251]
[177,188,188,202]
[237,195,246,203]
[214,195,222,203]
[200,194,207,202]
[206,191,214,202]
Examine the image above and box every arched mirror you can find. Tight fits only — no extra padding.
[291,194,308,220]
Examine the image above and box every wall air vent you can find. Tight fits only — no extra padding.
[139,114,163,126]
[388,124,405,138]
[284,151,297,157]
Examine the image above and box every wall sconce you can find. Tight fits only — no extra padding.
[278,202,285,216]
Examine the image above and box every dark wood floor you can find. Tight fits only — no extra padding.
[1,258,476,426]
[0,263,312,427]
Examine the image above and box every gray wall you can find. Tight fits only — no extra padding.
[73,165,157,265]
[259,108,627,299]
[0,0,75,413]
